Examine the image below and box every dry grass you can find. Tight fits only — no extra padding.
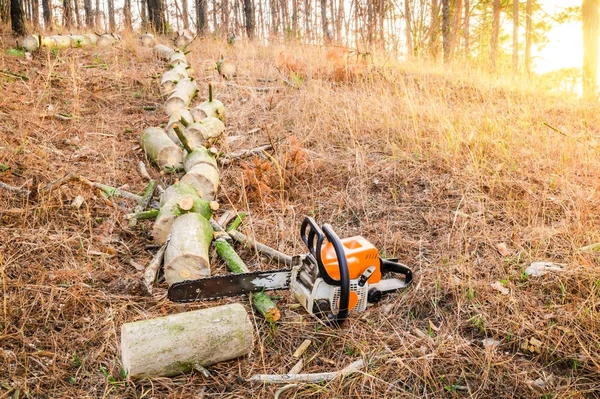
[1,34,600,398]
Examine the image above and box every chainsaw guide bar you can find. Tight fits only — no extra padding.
[168,269,293,302]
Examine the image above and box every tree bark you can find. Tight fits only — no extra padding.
[244,0,255,39]
[148,0,165,33]
[140,0,148,30]
[583,0,600,98]
[121,304,254,379]
[512,0,519,78]
[83,0,93,27]
[165,78,199,116]
[430,0,440,60]
[196,0,207,34]
[95,0,101,29]
[10,0,25,35]
[222,0,229,32]
[490,0,501,73]
[73,0,81,28]
[442,0,450,63]
[180,0,189,29]
[32,0,40,30]
[140,127,184,171]
[404,0,413,58]
[463,0,470,58]
[63,0,74,28]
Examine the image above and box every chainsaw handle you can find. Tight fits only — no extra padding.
[321,224,350,326]
[380,259,413,284]
[300,217,324,260]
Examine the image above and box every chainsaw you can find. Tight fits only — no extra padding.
[168,217,413,325]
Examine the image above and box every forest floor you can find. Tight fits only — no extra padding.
[1,33,600,398]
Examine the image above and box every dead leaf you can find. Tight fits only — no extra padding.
[490,281,509,295]
[482,338,500,349]
[496,242,511,256]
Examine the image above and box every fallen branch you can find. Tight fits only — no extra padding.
[143,245,166,293]
[248,359,364,384]
[226,82,285,92]
[219,144,273,165]
[129,181,156,227]
[126,209,160,220]
[1,69,29,81]
[138,161,152,181]
[229,230,293,266]
[78,176,142,202]
[0,181,31,196]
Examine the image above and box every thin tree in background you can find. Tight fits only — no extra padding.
[512,0,519,78]
[32,0,40,30]
[74,0,81,28]
[321,0,331,43]
[180,0,189,29]
[463,0,470,58]
[404,0,413,57]
[582,0,600,98]
[222,0,229,33]
[10,0,26,35]
[63,0,74,28]
[42,0,52,30]
[450,0,463,58]
[107,0,115,31]
[442,0,450,63]
[148,0,165,32]
[95,0,102,28]
[430,0,440,60]
[84,0,94,28]
[244,0,255,39]
[124,0,133,30]
[524,0,532,75]
[490,0,501,72]
[197,0,208,34]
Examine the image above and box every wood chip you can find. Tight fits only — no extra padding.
[288,359,303,375]
[293,340,311,358]
[490,281,509,295]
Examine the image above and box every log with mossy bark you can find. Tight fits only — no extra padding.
[153,44,175,60]
[97,33,118,47]
[161,65,190,94]
[184,146,218,171]
[140,127,183,171]
[165,78,198,116]
[183,117,226,147]
[180,164,220,201]
[121,303,253,379]
[152,182,214,244]
[163,212,214,284]
[69,35,93,47]
[214,238,280,322]
[191,85,225,121]
[165,109,194,145]
[169,51,188,67]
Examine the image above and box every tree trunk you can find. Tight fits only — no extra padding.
[270,0,279,36]
[450,0,463,57]
[41,0,52,30]
[32,0,40,30]
[197,0,207,35]
[490,0,501,72]
[107,0,115,31]
[63,0,74,28]
[304,0,310,42]
[512,0,519,78]
[95,0,101,29]
[124,0,132,30]
[73,0,81,28]
[140,127,184,171]
[165,78,199,116]
[442,0,449,63]
[10,0,25,35]
[320,0,330,43]
[84,0,93,27]
[583,0,600,98]
[291,0,297,38]
[222,0,229,32]
[121,304,254,379]
[430,0,440,60]
[463,0,470,58]
[404,0,413,58]
[148,0,165,33]
[180,0,189,29]
[163,213,214,285]
[243,0,255,39]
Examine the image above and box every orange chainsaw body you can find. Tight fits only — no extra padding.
[320,236,382,284]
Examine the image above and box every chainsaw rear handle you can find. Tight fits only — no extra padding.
[380,259,413,284]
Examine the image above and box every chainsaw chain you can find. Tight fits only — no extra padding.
[168,268,292,303]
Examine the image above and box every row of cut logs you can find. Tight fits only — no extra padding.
[22,33,121,52]
[121,41,257,380]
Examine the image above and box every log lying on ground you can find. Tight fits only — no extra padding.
[121,303,253,379]
[69,34,93,47]
[23,35,41,51]
[165,78,198,116]
[153,44,175,60]
[191,85,225,121]
[183,146,218,172]
[84,33,98,45]
[184,117,226,147]
[163,212,214,284]
[165,109,194,145]
[140,127,183,171]
[161,64,190,94]
[169,51,188,67]
[214,238,280,322]
[140,33,156,47]
[153,182,214,244]
[180,163,219,201]
[50,35,73,48]
[97,33,118,47]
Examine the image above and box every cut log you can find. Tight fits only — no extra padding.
[184,146,218,172]
[161,65,190,94]
[121,303,254,379]
[165,109,194,145]
[140,127,183,170]
[153,182,213,244]
[214,238,280,322]
[163,212,214,284]
[97,34,116,47]
[191,100,225,122]
[69,35,92,47]
[153,44,175,60]
[180,163,219,200]
[23,35,40,51]
[49,35,73,48]
[169,51,188,67]
[165,78,198,116]
[140,33,156,47]
[184,117,225,147]
[84,34,98,45]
